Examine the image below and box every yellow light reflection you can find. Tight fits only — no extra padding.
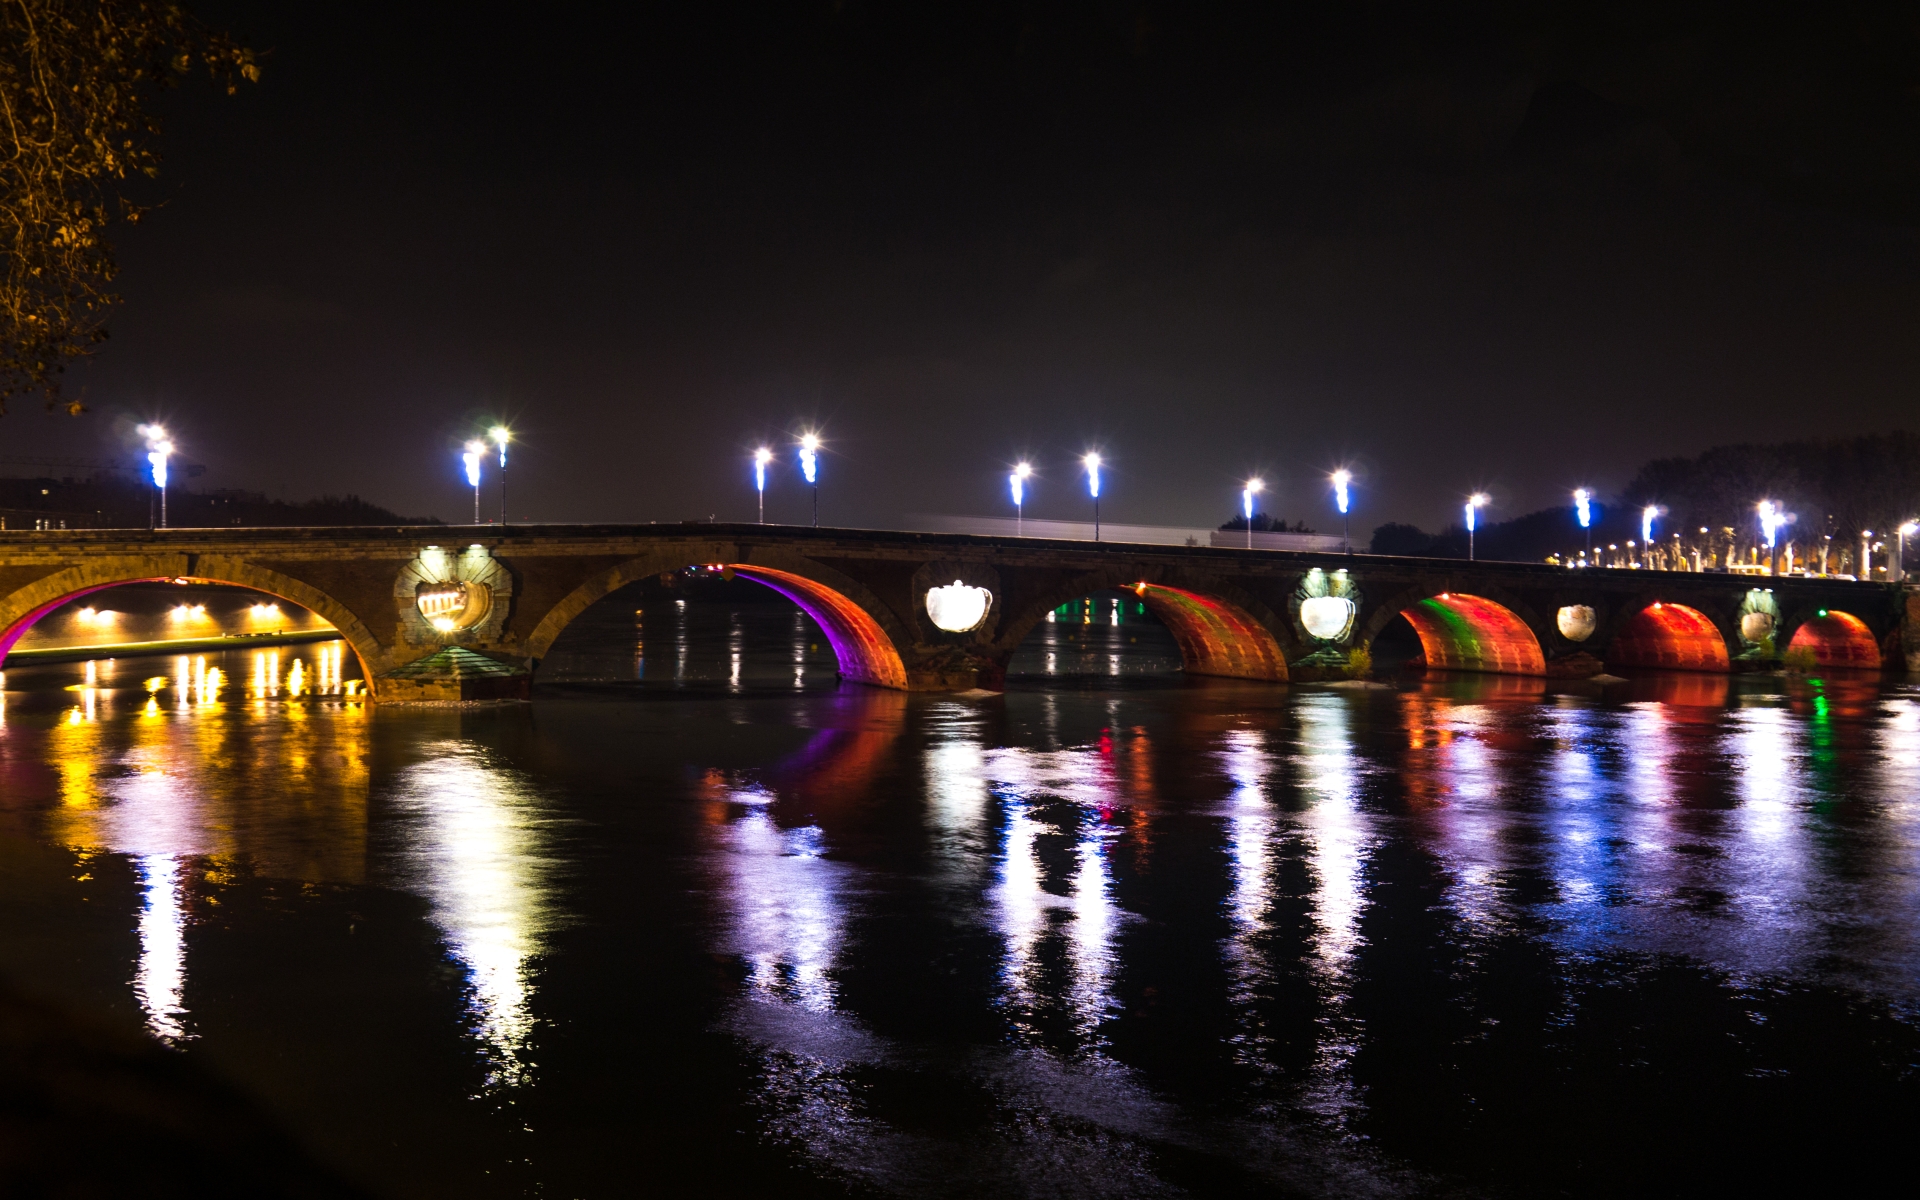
[390,743,556,1088]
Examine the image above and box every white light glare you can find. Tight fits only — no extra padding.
[463,440,484,488]
[1331,469,1351,514]
[1243,477,1264,522]
[1642,504,1659,543]
[798,434,820,485]
[1010,460,1031,506]
[754,446,773,492]
[489,425,511,466]
[1466,492,1489,532]
[1574,488,1592,528]
[137,424,172,489]
[1083,452,1102,498]
[1758,499,1787,548]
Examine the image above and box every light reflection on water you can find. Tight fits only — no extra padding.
[387,742,558,1090]
[3,638,1920,1194]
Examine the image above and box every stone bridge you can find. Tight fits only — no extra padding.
[0,523,1912,700]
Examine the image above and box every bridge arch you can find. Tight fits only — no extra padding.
[1606,602,1731,672]
[1377,590,1546,676]
[995,570,1288,682]
[1787,610,1882,669]
[523,544,911,689]
[0,556,386,684]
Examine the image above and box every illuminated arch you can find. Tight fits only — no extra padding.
[1607,603,1730,672]
[1787,611,1882,669]
[0,558,383,685]
[727,565,908,688]
[1399,593,1545,676]
[1134,583,1288,681]
[523,548,909,690]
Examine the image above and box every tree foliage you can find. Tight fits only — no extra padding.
[1,0,254,413]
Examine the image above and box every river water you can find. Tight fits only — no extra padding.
[0,585,1916,1197]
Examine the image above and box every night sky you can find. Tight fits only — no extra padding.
[8,2,1920,533]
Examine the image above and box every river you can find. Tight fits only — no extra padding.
[0,584,1914,1197]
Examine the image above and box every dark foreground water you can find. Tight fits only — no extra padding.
[1,593,1917,1197]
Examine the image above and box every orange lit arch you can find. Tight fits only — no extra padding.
[1133,583,1288,681]
[1607,602,1730,672]
[1399,592,1545,676]
[1787,611,1881,669]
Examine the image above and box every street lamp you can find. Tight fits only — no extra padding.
[1898,521,1917,583]
[489,425,511,524]
[798,434,821,527]
[1641,505,1665,568]
[1574,488,1593,562]
[1084,452,1103,541]
[1861,530,1874,580]
[1242,477,1264,550]
[463,440,484,524]
[1466,493,1488,561]
[753,447,773,524]
[1758,500,1788,576]
[138,424,172,529]
[1332,469,1353,555]
[1010,461,1032,535]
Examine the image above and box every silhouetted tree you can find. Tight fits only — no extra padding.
[1,1,256,412]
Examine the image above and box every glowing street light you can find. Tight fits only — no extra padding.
[798,433,821,527]
[1010,461,1032,535]
[1242,477,1264,550]
[137,424,172,528]
[753,447,773,524]
[463,440,485,524]
[1758,500,1790,575]
[1332,469,1353,555]
[488,425,511,525]
[1861,529,1874,580]
[1641,505,1663,567]
[1466,493,1489,561]
[1083,452,1103,541]
[1898,520,1917,583]
[1574,488,1593,560]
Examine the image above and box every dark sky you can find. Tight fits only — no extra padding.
[10,1,1920,532]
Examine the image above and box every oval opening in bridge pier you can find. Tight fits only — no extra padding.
[1397,593,1545,676]
[1607,603,1730,672]
[1787,611,1881,669]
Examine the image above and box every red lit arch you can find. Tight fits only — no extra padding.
[1399,593,1545,676]
[1134,583,1288,681]
[1788,611,1881,669]
[1608,603,1730,672]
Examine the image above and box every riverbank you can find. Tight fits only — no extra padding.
[3,629,341,666]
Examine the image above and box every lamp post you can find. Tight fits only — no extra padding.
[1573,488,1593,562]
[1758,500,1786,576]
[1861,530,1874,580]
[1332,469,1352,555]
[463,440,484,524]
[1084,452,1102,541]
[1242,477,1264,550]
[798,434,820,527]
[1466,493,1488,561]
[489,426,511,524]
[1010,461,1031,535]
[1898,521,1917,583]
[754,447,773,523]
[138,425,172,529]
